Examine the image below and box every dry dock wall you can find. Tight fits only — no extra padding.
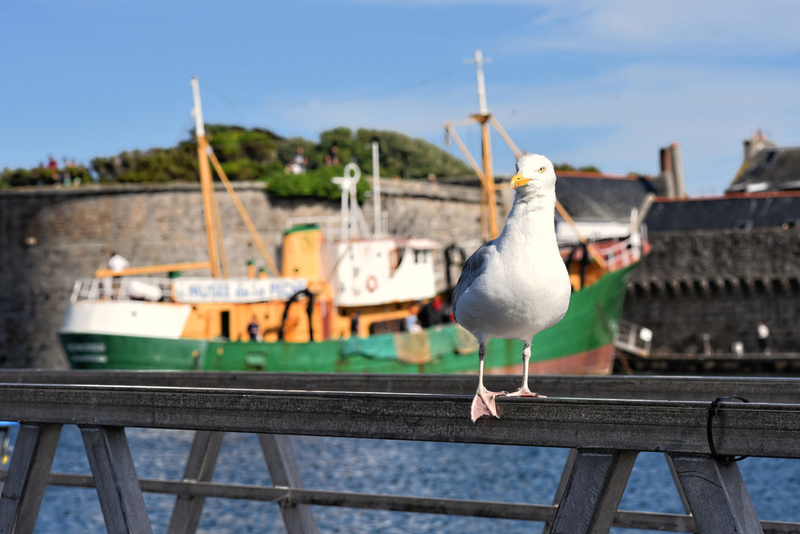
[626,228,800,356]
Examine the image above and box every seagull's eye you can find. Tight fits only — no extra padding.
[538,166,546,173]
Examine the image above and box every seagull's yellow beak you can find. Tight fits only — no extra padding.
[511,173,531,189]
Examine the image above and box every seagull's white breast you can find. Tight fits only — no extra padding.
[455,213,571,343]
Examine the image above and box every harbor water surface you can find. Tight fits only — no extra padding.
[11,425,800,533]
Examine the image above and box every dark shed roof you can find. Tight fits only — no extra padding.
[555,172,655,222]
[644,193,800,232]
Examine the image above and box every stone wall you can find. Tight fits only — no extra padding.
[0,181,493,368]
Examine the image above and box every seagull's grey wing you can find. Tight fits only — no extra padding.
[451,240,496,320]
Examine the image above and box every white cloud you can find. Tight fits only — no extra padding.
[504,0,800,56]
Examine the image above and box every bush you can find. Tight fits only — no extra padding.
[4,168,36,186]
[0,166,90,186]
[265,164,370,202]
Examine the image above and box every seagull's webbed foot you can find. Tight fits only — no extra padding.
[471,386,507,422]
[505,386,546,398]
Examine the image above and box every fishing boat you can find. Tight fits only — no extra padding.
[59,73,644,375]
[58,253,638,375]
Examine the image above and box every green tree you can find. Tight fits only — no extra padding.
[319,127,355,166]
[206,125,280,165]
[0,164,91,186]
[5,124,603,191]
[351,129,471,178]
[554,163,602,173]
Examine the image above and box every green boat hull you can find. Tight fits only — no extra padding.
[61,265,633,374]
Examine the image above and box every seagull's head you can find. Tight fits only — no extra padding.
[510,154,556,198]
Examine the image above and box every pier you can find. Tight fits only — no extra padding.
[1,371,800,533]
[618,351,800,375]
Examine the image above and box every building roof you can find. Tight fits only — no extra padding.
[727,145,800,193]
[644,192,800,232]
[555,172,656,223]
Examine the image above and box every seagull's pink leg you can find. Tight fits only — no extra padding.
[506,343,546,398]
[471,342,506,422]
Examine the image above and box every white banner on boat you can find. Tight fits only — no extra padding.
[172,277,308,304]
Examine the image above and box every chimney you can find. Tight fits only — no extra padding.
[670,142,686,197]
[743,139,756,162]
[659,147,675,197]
[743,130,772,162]
[657,143,686,197]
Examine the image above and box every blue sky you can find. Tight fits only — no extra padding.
[3,1,800,196]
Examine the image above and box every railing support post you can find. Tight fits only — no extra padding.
[0,423,62,534]
[663,453,693,518]
[259,434,318,534]
[669,454,763,534]
[81,426,153,534]
[168,430,224,534]
[541,448,578,534]
[549,449,638,534]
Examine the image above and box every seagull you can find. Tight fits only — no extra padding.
[451,154,571,422]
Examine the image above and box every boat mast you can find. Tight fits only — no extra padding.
[444,52,609,268]
[444,49,500,241]
[371,141,383,237]
[189,78,283,278]
[474,49,490,116]
[191,77,224,278]
[472,50,499,240]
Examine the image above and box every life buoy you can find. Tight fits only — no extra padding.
[366,275,378,292]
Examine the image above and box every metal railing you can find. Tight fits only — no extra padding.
[615,318,653,357]
[1,371,799,533]
[600,231,644,271]
[70,277,172,302]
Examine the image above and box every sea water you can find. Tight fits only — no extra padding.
[8,425,800,533]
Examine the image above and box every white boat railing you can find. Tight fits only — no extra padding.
[602,238,640,270]
[615,319,653,357]
[600,224,647,271]
[70,277,172,303]
[70,278,104,302]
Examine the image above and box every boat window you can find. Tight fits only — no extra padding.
[220,311,230,340]
[389,248,404,274]
[369,318,405,335]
